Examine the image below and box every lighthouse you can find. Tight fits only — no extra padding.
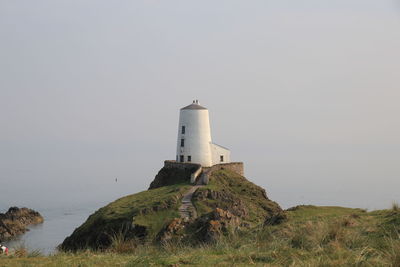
[176,100,230,167]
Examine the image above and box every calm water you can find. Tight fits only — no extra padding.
[2,203,104,255]
[0,174,149,255]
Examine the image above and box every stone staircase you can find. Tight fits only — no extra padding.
[178,168,214,220]
[179,185,203,220]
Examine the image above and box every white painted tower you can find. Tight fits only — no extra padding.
[176,100,230,167]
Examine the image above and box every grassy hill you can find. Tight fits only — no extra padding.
[61,183,192,251]
[60,167,284,250]
[2,205,399,266]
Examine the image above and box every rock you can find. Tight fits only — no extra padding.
[192,189,248,218]
[158,208,243,244]
[157,218,189,243]
[192,208,241,243]
[149,165,198,189]
[0,207,44,242]
[192,169,284,228]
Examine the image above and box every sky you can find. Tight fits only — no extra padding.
[0,0,399,211]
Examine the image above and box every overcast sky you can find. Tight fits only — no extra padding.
[1,0,399,210]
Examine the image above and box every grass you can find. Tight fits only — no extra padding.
[60,168,282,252]
[60,183,191,251]
[3,205,400,266]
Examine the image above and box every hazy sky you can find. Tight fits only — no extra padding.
[1,1,399,210]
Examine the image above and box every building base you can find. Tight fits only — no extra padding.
[164,160,244,185]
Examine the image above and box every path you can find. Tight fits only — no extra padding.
[179,185,203,219]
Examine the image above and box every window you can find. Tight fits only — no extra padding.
[181,126,185,134]
[220,155,224,162]
[180,155,184,162]
[176,155,178,161]
[188,156,191,162]
[181,139,185,147]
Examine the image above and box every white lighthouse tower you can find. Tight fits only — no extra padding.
[176,100,230,167]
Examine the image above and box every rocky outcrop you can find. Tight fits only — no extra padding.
[193,189,249,218]
[158,208,241,244]
[193,208,241,243]
[157,218,189,243]
[149,164,198,189]
[192,169,284,226]
[0,207,44,241]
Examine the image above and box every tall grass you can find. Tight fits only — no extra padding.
[7,243,43,258]
[382,233,400,267]
[107,230,138,254]
[2,206,400,266]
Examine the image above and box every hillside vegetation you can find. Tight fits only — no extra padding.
[61,167,284,250]
[2,205,400,266]
[61,183,192,251]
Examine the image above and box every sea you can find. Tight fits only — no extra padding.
[1,202,105,255]
[0,177,149,255]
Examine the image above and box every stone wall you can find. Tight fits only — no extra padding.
[164,160,201,170]
[206,162,244,176]
[164,160,244,185]
[198,162,244,185]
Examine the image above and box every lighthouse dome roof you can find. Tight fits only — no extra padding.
[181,100,207,110]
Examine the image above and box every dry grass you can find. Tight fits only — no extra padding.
[1,206,400,266]
[13,243,29,257]
[107,231,138,254]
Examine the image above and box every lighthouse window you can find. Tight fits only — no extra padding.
[188,156,191,162]
[181,139,185,147]
[181,126,185,134]
[180,155,184,162]
[220,155,224,162]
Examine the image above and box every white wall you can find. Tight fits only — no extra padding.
[210,143,231,165]
[176,109,213,166]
